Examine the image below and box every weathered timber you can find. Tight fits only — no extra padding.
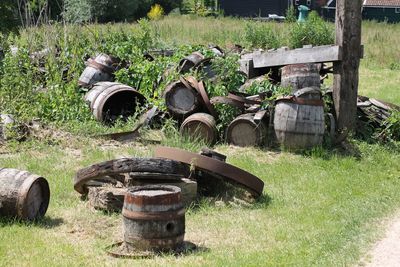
[281,64,321,92]
[74,158,190,195]
[88,187,126,212]
[122,185,185,251]
[248,45,342,69]
[0,168,50,220]
[129,178,197,207]
[333,0,363,134]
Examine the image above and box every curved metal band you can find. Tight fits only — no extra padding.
[122,208,185,220]
[154,146,264,197]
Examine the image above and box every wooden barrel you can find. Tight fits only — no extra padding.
[84,82,146,123]
[179,52,205,73]
[122,185,185,251]
[0,168,50,220]
[164,81,201,119]
[180,113,218,145]
[281,64,321,93]
[273,98,325,149]
[226,113,268,147]
[78,54,119,87]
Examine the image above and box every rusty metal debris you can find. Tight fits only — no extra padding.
[154,146,264,198]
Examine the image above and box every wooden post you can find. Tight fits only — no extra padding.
[333,0,363,136]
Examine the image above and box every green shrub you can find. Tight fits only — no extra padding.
[243,22,281,49]
[288,11,334,48]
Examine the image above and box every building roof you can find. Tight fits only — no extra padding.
[363,0,400,7]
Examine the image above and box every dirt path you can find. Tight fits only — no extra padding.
[362,212,400,267]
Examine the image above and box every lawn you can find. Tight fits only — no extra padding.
[0,16,400,266]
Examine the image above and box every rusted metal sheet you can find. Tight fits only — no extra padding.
[154,146,264,197]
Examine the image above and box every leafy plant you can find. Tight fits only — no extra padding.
[243,22,281,49]
[148,4,165,20]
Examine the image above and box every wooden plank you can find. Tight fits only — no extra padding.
[249,45,342,68]
[333,0,363,134]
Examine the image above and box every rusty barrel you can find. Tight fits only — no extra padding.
[78,53,119,87]
[180,113,218,145]
[84,82,146,123]
[179,52,205,73]
[164,81,201,119]
[226,113,268,147]
[122,185,185,251]
[273,97,325,149]
[0,168,50,220]
[281,63,320,93]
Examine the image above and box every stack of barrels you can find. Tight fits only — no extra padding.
[79,54,146,123]
[274,64,325,149]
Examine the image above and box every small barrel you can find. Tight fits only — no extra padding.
[179,52,205,73]
[281,63,321,93]
[0,168,50,220]
[84,82,146,123]
[164,81,201,119]
[180,113,218,145]
[273,98,325,149]
[226,113,268,147]
[78,54,119,87]
[122,185,185,251]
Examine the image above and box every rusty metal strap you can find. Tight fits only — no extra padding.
[122,208,185,220]
[74,158,189,195]
[276,96,324,107]
[210,96,245,110]
[87,58,115,74]
[227,92,261,105]
[154,147,264,197]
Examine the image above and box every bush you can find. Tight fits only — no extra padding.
[243,22,281,49]
[148,4,165,20]
[288,11,334,48]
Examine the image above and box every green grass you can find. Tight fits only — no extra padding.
[0,16,400,266]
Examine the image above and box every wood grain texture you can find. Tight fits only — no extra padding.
[180,113,218,145]
[226,113,268,147]
[333,0,363,133]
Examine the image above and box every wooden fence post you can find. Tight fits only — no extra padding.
[333,0,363,137]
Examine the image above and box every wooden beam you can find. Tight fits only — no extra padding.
[247,45,342,68]
[333,0,363,134]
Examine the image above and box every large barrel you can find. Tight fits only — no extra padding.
[164,81,201,119]
[180,113,218,145]
[0,168,50,220]
[273,98,325,149]
[226,113,268,147]
[84,82,146,123]
[281,64,321,93]
[122,185,185,251]
[78,54,119,87]
[179,52,205,73]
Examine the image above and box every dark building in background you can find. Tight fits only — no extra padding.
[218,0,328,17]
[363,0,400,23]
[218,0,291,17]
[322,0,400,23]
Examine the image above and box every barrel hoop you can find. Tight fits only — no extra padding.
[124,234,185,247]
[183,76,217,118]
[275,130,324,136]
[122,208,185,220]
[227,93,262,105]
[87,58,115,74]
[276,96,324,107]
[210,96,245,110]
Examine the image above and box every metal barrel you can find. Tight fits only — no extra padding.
[164,81,201,119]
[281,63,321,93]
[78,53,119,87]
[122,185,185,251]
[178,52,205,73]
[273,98,325,150]
[226,113,268,147]
[180,113,218,145]
[84,82,146,123]
[0,168,50,221]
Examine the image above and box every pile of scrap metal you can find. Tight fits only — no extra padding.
[73,146,264,212]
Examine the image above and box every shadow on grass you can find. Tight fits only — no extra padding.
[0,216,64,228]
